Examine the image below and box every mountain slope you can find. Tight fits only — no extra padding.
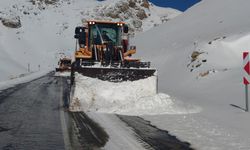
[0,0,181,82]
[135,0,250,149]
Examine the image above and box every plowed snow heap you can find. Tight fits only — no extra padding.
[71,20,156,82]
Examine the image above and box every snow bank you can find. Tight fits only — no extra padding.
[70,73,201,115]
[0,70,50,91]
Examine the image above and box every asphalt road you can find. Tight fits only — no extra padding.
[0,72,194,150]
[0,73,106,150]
[0,73,67,150]
[118,115,193,150]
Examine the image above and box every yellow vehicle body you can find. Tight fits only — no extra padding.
[71,20,156,82]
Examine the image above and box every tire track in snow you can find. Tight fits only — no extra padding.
[70,112,109,149]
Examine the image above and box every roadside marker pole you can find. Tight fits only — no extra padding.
[243,52,250,112]
[246,85,248,112]
[156,75,158,94]
[28,63,30,72]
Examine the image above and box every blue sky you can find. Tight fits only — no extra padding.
[148,0,201,11]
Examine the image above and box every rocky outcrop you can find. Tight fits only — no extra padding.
[141,0,150,9]
[81,0,152,33]
[1,16,21,28]
[30,0,59,5]
[136,9,147,20]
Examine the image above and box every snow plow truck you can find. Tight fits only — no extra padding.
[71,20,156,83]
[56,57,71,72]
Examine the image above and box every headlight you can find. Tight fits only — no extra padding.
[117,23,123,26]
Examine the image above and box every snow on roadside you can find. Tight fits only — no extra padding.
[133,0,250,149]
[144,114,250,150]
[54,71,71,77]
[70,73,201,115]
[0,70,50,91]
[87,112,146,150]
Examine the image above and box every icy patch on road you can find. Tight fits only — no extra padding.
[70,73,201,115]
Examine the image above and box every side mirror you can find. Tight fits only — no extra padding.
[75,27,80,34]
[74,34,80,39]
[75,27,86,44]
[123,25,128,33]
[75,27,85,34]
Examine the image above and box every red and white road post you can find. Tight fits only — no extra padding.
[243,52,250,112]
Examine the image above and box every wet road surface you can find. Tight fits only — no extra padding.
[0,72,194,150]
[0,73,108,150]
[118,115,194,150]
[70,112,109,149]
[0,73,66,150]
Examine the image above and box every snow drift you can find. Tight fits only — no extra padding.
[69,73,201,115]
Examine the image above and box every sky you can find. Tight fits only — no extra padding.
[148,0,201,11]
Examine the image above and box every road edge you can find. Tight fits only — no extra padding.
[59,77,71,150]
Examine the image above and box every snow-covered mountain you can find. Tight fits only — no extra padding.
[133,0,250,149]
[3,0,250,149]
[0,0,181,82]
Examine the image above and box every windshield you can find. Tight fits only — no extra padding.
[89,23,121,46]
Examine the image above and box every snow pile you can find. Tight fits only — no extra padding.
[70,73,201,115]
